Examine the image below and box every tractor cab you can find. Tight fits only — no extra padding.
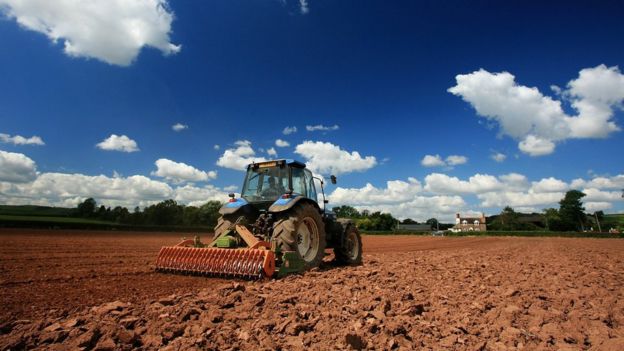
[241,160,317,204]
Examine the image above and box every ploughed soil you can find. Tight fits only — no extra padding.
[1,229,623,350]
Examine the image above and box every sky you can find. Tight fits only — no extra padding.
[0,0,623,222]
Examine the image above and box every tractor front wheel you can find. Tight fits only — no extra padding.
[273,203,326,270]
[334,225,363,265]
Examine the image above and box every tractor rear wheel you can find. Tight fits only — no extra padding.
[334,225,363,265]
[273,203,326,269]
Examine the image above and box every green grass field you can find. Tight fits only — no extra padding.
[0,214,114,225]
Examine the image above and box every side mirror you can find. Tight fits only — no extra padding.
[228,193,235,198]
[324,200,329,204]
[330,175,337,184]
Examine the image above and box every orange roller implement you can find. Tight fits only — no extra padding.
[155,247,276,279]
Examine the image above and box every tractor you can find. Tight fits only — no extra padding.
[155,159,362,278]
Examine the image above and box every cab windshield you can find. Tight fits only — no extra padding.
[241,166,288,202]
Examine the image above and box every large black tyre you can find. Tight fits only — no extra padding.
[334,225,363,265]
[214,214,237,238]
[272,203,326,269]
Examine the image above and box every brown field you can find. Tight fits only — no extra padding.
[1,229,623,350]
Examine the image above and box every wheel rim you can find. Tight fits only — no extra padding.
[345,230,359,260]
[296,217,319,262]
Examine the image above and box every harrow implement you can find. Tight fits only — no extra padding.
[155,246,275,279]
[155,225,277,279]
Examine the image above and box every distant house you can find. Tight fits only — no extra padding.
[396,223,432,232]
[451,213,486,232]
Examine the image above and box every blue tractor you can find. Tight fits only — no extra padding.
[156,159,362,278]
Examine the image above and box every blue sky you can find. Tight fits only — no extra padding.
[0,0,623,221]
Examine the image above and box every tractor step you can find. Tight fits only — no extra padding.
[155,246,276,279]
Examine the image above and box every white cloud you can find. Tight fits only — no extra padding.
[491,152,507,162]
[173,184,231,207]
[0,170,232,209]
[570,175,624,189]
[213,144,220,150]
[171,123,187,132]
[96,134,139,152]
[420,154,468,167]
[518,135,555,156]
[530,177,568,193]
[424,173,503,194]
[306,124,339,132]
[421,154,445,167]
[0,0,181,66]
[294,140,376,175]
[582,188,622,202]
[282,126,297,135]
[266,147,278,157]
[223,185,238,192]
[0,133,45,146]
[299,0,309,14]
[585,202,613,212]
[445,155,467,166]
[328,179,465,221]
[151,158,216,183]
[0,150,38,183]
[216,140,267,170]
[448,65,624,156]
[275,139,290,147]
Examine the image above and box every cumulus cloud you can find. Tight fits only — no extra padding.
[299,0,309,14]
[0,133,45,146]
[424,173,503,194]
[570,175,624,189]
[491,152,507,162]
[282,126,297,135]
[266,147,277,157]
[0,170,232,209]
[0,0,181,66]
[294,141,376,175]
[530,177,568,193]
[151,158,216,183]
[171,123,187,132]
[448,65,624,156]
[421,154,468,168]
[306,124,339,132]
[446,155,468,166]
[216,140,267,170]
[328,178,465,221]
[96,134,139,152]
[275,139,290,147]
[0,150,38,183]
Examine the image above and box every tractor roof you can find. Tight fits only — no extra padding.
[248,159,306,169]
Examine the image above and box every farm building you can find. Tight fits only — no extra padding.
[451,213,486,232]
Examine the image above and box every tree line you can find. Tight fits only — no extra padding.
[74,189,606,232]
[75,198,223,227]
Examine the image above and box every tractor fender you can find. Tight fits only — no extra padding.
[219,197,250,215]
[268,195,321,214]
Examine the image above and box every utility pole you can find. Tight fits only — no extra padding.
[594,212,602,232]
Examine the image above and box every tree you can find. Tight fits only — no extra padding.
[332,205,361,218]
[425,218,439,228]
[559,190,586,231]
[76,198,97,218]
[143,199,184,226]
[402,218,418,224]
[199,201,223,227]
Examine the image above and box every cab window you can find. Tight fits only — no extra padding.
[305,169,317,200]
[290,167,307,196]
